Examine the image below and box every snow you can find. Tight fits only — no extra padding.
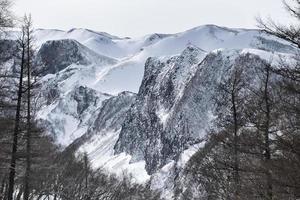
[157,107,170,127]
[91,57,145,94]
[240,48,297,66]
[177,142,205,168]
[59,115,81,145]
[37,83,111,146]
[37,101,59,120]
[78,129,150,184]
[149,142,205,199]
[150,161,176,200]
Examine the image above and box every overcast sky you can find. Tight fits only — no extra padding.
[13,0,290,37]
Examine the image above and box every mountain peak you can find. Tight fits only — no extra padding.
[67,28,122,40]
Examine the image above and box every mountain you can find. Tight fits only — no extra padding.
[36,39,117,75]
[114,46,207,174]
[25,25,294,96]
[2,24,297,199]
[125,47,292,199]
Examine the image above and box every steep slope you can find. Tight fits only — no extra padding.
[114,46,293,175]
[38,86,111,146]
[113,47,293,199]
[36,39,116,75]
[69,92,150,183]
[35,39,118,145]
[114,46,207,173]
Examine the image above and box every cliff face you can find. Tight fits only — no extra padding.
[70,91,136,155]
[115,47,282,174]
[114,46,207,173]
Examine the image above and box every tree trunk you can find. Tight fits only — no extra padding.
[7,35,26,200]
[24,22,32,200]
[84,153,88,190]
[231,73,240,200]
[263,65,272,200]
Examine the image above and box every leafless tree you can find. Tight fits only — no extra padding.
[257,0,300,48]
[258,1,300,198]
[22,14,35,200]
[213,63,251,199]
[7,21,26,200]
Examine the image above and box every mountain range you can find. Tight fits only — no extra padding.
[3,24,297,199]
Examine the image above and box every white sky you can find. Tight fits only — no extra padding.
[13,0,291,37]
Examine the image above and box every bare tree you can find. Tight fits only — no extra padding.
[23,14,34,200]
[257,0,300,48]
[258,1,300,198]
[262,64,273,200]
[213,64,250,199]
[7,23,26,200]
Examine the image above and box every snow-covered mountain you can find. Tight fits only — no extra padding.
[2,24,297,199]
[114,46,208,174]
[36,39,117,75]
[130,47,294,199]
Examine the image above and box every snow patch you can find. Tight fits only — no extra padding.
[177,142,205,168]
[157,107,170,126]
[78,129,150,184]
